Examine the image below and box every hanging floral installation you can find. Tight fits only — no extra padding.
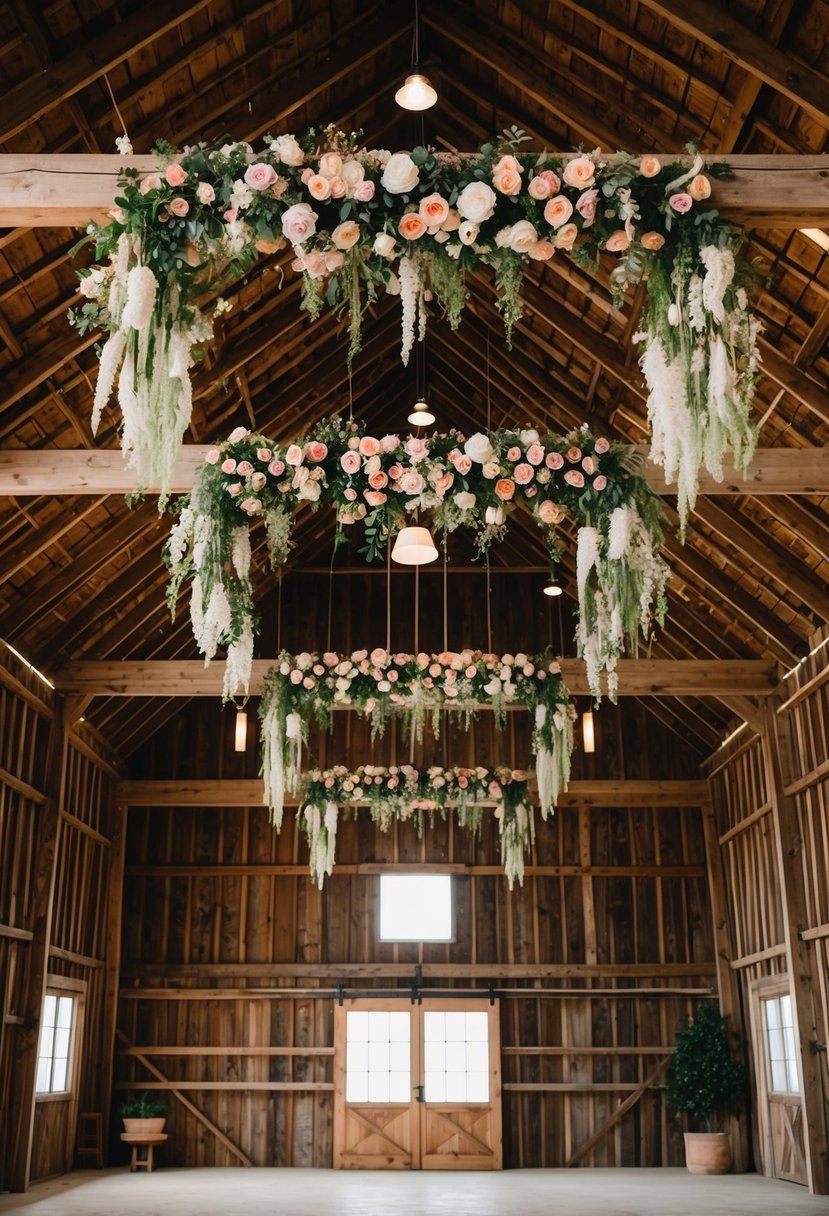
[71,128,759,518]
[165,417,670,704]
[257,649,574,844]
[297,764,537,890]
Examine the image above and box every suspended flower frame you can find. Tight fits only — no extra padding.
[165,417,671,705]
[71,127,759,522]
[257,649,575,846]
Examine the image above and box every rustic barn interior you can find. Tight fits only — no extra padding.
[1,1,829,1211]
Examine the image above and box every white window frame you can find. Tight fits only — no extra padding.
[34,976,85,1102]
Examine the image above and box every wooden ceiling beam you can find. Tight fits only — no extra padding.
[52,658,778,698]
[0,0,213,143]
[1,445,823,497]
[636,0,829,128]
[2,154,829,229]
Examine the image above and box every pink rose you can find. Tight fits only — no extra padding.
[605,229,631,252]
[300,167,314,184]
[165,163,187,187]
[514,463,534,485]
[285,445,303,466]
[196,181,215,204]
[405,436,428,461]
[307,173,331,200]
[169,197,189,217]
[544,196,573,228]
[306,441,328,462]
[281,202,318,244]
[593,475,607,490]
[526,443,545,466]
[528,175,552,200]
[359,436,380,457]
[139,173,161,194]
[566,447,582,462]
[343,487,357,501]
[454,454,472,475]
[493,167,521,195]
[380,434,399,453]
[268,458,285,476]
[399,470,425,495]
[388,464,403,481]
[244,162,277,190]
[528,240,555,260]
[256,447,272,461]
[582,456,596,474]
[564,470,585,487]
[495,478,515,501]
[575,188,598,227]
[290,669,303,684]
[354,180,375,202]
[507,446,521,461]
[236,460,253,476]
[669,192,693,213]
[432,471,454,494]
[364,490,387,506]
[240,497,262,515]
[221,458,237,474]
[594,437,610,454]
[546,451,564,469]
[419,193,450,227]
[329,176,346,199]
[341,451,361,475]
[398,212,427,241]
[223,209,237,223]
[368,470,388,490]
[205,449,220,464]
[226,482,241,496]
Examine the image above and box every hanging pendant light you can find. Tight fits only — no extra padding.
[392,526,439,565]
[396,0,437,110]
[543,577,563,597]
[407,396,436,426]
[582,710,596,753]
[234,706,248,752]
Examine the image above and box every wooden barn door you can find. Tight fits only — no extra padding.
[750,977,808,1185]
[333,998,501,1170]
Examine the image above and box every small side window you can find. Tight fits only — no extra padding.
[379,874,453,942]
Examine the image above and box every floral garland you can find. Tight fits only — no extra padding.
[298,764,535,890]
[71,127,759,519]
[165,417,670,704]
[257,648,575,832]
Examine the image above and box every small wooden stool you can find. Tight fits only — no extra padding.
[120,1132,168,1172]
[76,1112,103,1169]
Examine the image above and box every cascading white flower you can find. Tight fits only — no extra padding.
[121,265,158,330]
[223,623,254,701]
[91,330,127,434]
[700,244,735,324]
[398,254,419,366]
[231,526,252,580]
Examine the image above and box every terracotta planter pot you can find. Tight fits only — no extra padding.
[683,1131,732,1174]
[122,1117,166,1136]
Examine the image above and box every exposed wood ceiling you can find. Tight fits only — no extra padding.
[1,0,828,761]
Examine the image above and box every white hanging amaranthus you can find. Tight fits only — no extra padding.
[302,800,339,888]
[533,702,576,820]
[398,254,419,366]
[496,798,535,891]
[259,693,286,829]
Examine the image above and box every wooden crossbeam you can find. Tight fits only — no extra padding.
[1,154,829,228]
[54,659,778,698]
[0,446,824,496]
[118,778,711,807]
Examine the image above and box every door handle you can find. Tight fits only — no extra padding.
[413,1084,425,1103]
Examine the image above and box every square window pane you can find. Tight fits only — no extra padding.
[368,1072,389,1103]
[379,875,452,941]
[389,1041,409,1072]
[348,1011,369,1042]
[445,1042,466,1072]
[466,1012,488,1041]
[389,1013,410,1043]
[768,1027,783,1060]
[347,1071,368,1103]
[35,1058,51,1093]
[466,1041,488,1072]
[424,1011,444,1042]
[39,1026,54,1059]
[466,1071,489,1102]
[445,1012,466,1042]
[55,1028,71,1058]
[52,1058,68,1091]
[347,1041,368,1072]
[368,1041,389,1072]
[771,1059,788,1091]
[425,1072,446,1102]
[42,995,56,1028]
[389,1072,410,1103]
[764,998,780,1030]
[780,995,793,1029]
[425,1041,446,1072]
[445,1072,467,1102]
[368,1011,389,1041]
[56,998,73,1029]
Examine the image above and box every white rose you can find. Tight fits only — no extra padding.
[482,461,501,480]
[458,220,479,246]
[456,181,496,223]
[341,159,365,189]
[374,232,397,258]
[270,134,304,166]
[454,491,476,510]
[495,226,513,248]
[381,152,419,194]
[509,220,538,253]
[520,429,540,445]
[297,480,321,501]
[464,432,495,464]
[434,229,449,243]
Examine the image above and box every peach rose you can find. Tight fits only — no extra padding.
[400,470,425,495]
[307,174,331,200]
[562,155,595,189]
[331,220,361,250]
[139,173,162,193]
[398,212,427,241]
[605,229,631,252]
[546,451,564,469]
[169,197,189,217]
[318,152,343,179]
[340,451,361,474]
[528,170,560,200]
[582,456,596,474]
[514,463,534,485]
[528,239,555,261]
[593,475,607,491]
[640,231,666,251]
[555,223,578,250]
[255,238,283,254]
[494,154,522,176]
[329,176,346,199]
[368,470,388,490]
[495,478,515,501]
[493,167,522,195]
[526,443,545,466]
[419,193,450,227]
[688,174,712,201]
[165,163,187,187]
[364,490,387,506]
[359,436,380,457]
[544,196,573,228]
[639,155,661,178]
[564,470,584,487]
[442,208,461,231]
[306,441,328,462]
[538,499,565,525]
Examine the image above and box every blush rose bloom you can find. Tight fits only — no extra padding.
[364,490,387,506]
[454,491,475,510]
[669,192,693,213]
[331,220,361,250]
[605,229,631,252]
[205,448,220,464]
[399,470,425,495]
[281,202,318,244]
[442,208,461,231]
[564,470,585,487]
[544,196,573,228]
[165,163,187,187]
[305,441,328,462]
[268,458,285,476]
[514,463,534,485]
[358,436,380,457]
[341,159,365,189]
[563,155,595,188]
[688,174,712,201]
[169,197,189,217]
[453,454,473,475]
[526,443,545,466]
[340,451,361,475]
[593,475,608,491]
[270,134,304,166]
[398,212,427,240]
[639,155,661,178]
[575,188,599,227]
[405,436,429,461]
[456,181,496,223]
[381,152,419,194]
[318,152,343,179]
[493,166,522,195]
[555,223,578,250]
[236,460,254,476]
[509,220,538,252]
[546,451,564,469]
[368,470,388,490]
[343,487,357,501]
[354,180,375,202]
[196,181,215,204]
[506,446,521,461]
[221,458,237,474]
[528,239,554,260]
[538,499,565,525]
[307,173,331,200]
[495,478,515,501]
[245,163,277,190]
[594,437,610,454]
[582,456,596,474]
[528,170,560,200]
[419,193,450,226]
[329,177,346,199]
[285,445,303,466]
[640,231,666,251]
[140,173,161,193]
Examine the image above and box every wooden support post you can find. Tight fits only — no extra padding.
[5,699,68,1192]
[99,800,128,1164]
[761,700,829,1194]
[700,799,752,1173]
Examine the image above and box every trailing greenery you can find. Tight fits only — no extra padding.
[666,1004,748,1133]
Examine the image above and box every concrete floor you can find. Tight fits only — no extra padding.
[1,1169,828,1216]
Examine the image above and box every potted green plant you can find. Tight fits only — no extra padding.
[666,1004,747,1174]
[118,1092,168,1136]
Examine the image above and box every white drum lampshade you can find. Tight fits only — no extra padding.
[391,526,439,565]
